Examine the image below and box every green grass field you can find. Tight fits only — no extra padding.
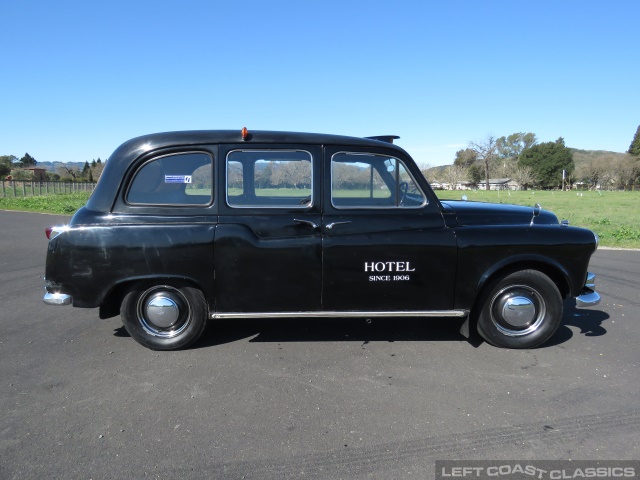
[2,189,638,249]
[0,193,91,215]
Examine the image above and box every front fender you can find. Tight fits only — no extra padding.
[452,224,597,310]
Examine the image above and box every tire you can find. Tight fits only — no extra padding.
[121,284,208,350]
[476,270,563,349]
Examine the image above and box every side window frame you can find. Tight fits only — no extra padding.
[126,151,214,207]
[225,149,314,209]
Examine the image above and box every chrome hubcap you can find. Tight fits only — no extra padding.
[501,296,536,327]
[136,287,191,338]
[145,296,180,328]
[490,285,546,336]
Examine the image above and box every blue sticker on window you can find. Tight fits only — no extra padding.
[165,175,192,184]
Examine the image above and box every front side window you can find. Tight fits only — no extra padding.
[127,152,213,205]
[331,152,425,209]
[226,150,312,208]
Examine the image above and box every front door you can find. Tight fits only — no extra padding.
[321,147,457,312]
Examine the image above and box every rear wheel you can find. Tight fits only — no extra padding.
[121,284,207,350]
[476,270,563,349]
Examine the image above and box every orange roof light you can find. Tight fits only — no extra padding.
[241,127,249,141]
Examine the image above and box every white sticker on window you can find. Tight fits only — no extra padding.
[165,175,192,184]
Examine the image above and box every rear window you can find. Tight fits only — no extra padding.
[127,152,213,206]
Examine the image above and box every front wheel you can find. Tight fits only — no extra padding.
[476,270,563,349]
[121,284,208,350]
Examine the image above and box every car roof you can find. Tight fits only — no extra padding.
[87,130,408,212]
[113,130,405,160]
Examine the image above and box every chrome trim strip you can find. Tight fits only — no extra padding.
[576,291,601,308]
[211,310,467,319]
[43,293,72,306]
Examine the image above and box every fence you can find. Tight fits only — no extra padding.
[573,183,640,191]
[1,180,97,198]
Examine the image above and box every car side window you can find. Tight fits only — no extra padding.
[226,150,312,208]
[331,152,425,209]
[127,152,213,206]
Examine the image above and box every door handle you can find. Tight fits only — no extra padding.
[325,221,352,230]
[294,219,319,230]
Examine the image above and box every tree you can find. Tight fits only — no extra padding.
[0,155,17,178]
[615,155,640,189]
[628,125,640,156]
[495,158,516,179]
[82,161,91,179]
[470,135,498,190]
[419,163,436,183]
[468,164,484,186]
[496,133,537,159]
[575,158,604,190]
[0,155,18,165]
[58,165,80,181]
[0,163,11,178]
[509,165,536,190]
[453,148,477,168]
[10,169,33,180]
[91,161,105,181]
[518,138,574,189]
[18,152,37,167]
[441,164,467,190]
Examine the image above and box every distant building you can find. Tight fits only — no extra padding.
[21,167,47,181]
[442,178,522,191]
[480,178,521,191]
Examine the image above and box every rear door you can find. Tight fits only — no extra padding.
[321,146,457,311]
[214,144,322,313]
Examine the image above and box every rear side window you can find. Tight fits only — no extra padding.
[127,152,213,205]
[226,150,312,208]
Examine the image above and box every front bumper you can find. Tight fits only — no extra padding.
[575,272,601,308]
[43,292,72,306]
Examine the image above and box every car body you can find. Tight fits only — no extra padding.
[43,129,600,350]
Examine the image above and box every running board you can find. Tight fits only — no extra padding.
[211,310,468,320]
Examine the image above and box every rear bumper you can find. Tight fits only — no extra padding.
[575,272,600,308]
[43,292,72,306]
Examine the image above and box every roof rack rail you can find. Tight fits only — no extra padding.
[366,135,400,144]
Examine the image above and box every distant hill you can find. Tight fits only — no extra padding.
[570,148,629,168]
[423,148,630,180]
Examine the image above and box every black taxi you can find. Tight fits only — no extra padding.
[43,129,600,350]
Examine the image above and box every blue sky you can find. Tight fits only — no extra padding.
[1,0,638,166]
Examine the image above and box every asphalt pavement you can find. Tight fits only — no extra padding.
[1,210,639,479]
